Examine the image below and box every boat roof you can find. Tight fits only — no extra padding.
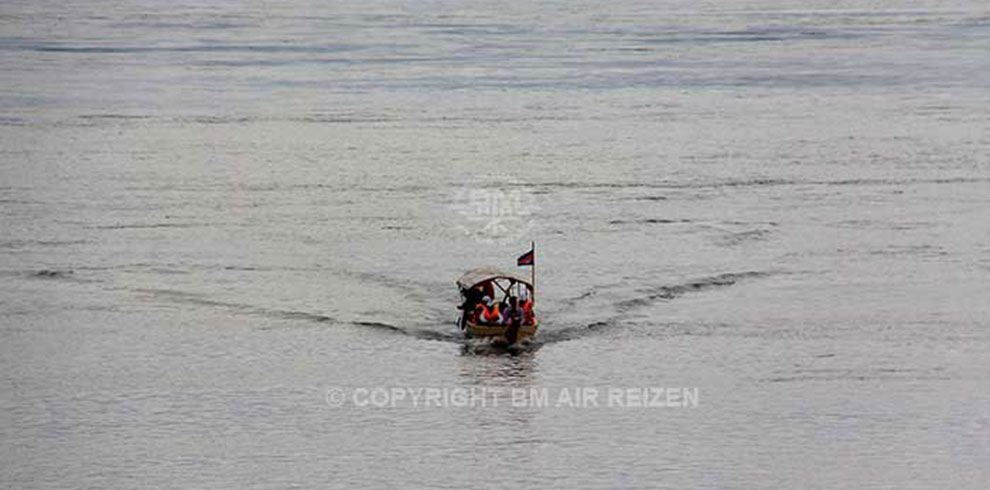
[457,267,532,290]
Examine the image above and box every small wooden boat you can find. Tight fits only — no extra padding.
[457,267,538,344]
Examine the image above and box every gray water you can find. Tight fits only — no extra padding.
[2,0,989,488]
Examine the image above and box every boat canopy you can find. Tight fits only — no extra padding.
[457,267,532,291]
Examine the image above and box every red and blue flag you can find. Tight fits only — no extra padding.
[517,248,534,267]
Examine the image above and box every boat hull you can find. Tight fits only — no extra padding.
[464,320,538,343]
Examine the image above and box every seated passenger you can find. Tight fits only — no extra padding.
[472,303,486,324]
[520,294,534,325]
[481,297,501,325]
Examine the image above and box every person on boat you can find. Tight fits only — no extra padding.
[517,289,533,324]
[506,296,523,327]
[498,298,510,324]
[504,296,524,344]
[471,302,486,324]
[460,285,486,327]
[463,285,484,309]
[481,296,501,325]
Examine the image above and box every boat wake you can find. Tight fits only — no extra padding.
[538,270,773,344]
[133,287,463,342]
[614,271,769,313]
[24,267,771,348]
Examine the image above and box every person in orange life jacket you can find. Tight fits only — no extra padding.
[519,290,534,325]
[478,296,492,322]
[471,302,486,324]
[481,296,501,325]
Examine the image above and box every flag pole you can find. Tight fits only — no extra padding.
[531,241,536,305]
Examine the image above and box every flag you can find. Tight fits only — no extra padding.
[517,247,534,267]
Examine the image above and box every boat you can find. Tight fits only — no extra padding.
[456,266,538,344]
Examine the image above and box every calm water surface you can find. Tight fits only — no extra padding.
[2,0,989,488]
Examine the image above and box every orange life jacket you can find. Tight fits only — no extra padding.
[521,300,534,325]
[482,304,500,324]
[472,304,486,323]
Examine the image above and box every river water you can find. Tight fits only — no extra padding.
[2,0,989,488]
